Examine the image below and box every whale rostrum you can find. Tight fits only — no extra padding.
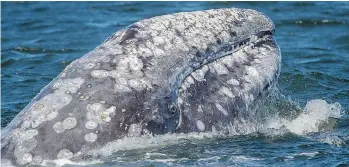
[1,8,281,165]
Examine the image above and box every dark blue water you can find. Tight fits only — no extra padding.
[1,2,349,167]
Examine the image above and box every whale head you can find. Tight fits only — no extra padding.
[1,8,280,165]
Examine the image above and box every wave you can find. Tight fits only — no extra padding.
[11,46,76,54]
[276,19,346,27]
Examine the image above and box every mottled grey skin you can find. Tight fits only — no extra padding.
[1,8,280,165]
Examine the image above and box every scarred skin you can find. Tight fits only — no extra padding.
[1,8,280,165]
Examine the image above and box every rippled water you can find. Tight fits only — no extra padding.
[1,2,349,167]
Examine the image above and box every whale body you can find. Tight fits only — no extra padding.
[1,8,280,165]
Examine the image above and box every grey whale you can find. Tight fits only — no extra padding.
[1,8,281,165]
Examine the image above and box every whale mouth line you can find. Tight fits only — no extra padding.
[171,29,275,129]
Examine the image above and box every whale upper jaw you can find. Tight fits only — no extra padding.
[1,8,280,165]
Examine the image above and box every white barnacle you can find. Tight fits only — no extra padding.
[14,138,37,156]
[128,79,141,89]
[186,76,195,85]
[104,117,111,122]
[195,120,206,132]
[154,48,165,57]
[114,84,132,93]
[84,133,97,142]
[105,106,116,113]
[212,126,218,134]
[21,120,31,129]
[218,86,234,98]
[212,63,229,75]
[85,121,98,130]
[16,153,33,165]
[57,149,73,159]
[116,77,128,85]
[63,117,77,130]
[88,103,103,112]
[153,36,165,45]
[128,124,142,137]
[129,57,144,71]
[197,105,204,113]
[73,77,85,86]
[91,70,109,78]
[46,111,58,120]
[101,56,111,62]
[191,66,208,82]
[32,156,42,165]
[19,129,38,140]
[53,122,65,133]
[84,63,95,69]
[227,78,240,86]
[215,103,229,116]
[249,94,254,102]
[247,66,259,77]
[31,115,45,128]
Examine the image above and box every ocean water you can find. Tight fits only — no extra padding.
[1,2,349,167]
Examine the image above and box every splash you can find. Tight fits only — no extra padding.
[266,99,342,135]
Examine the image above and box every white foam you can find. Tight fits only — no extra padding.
[266,99,342,135]
[317,135,345,146]
[298,152,319,157]
[90,132,218,158]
